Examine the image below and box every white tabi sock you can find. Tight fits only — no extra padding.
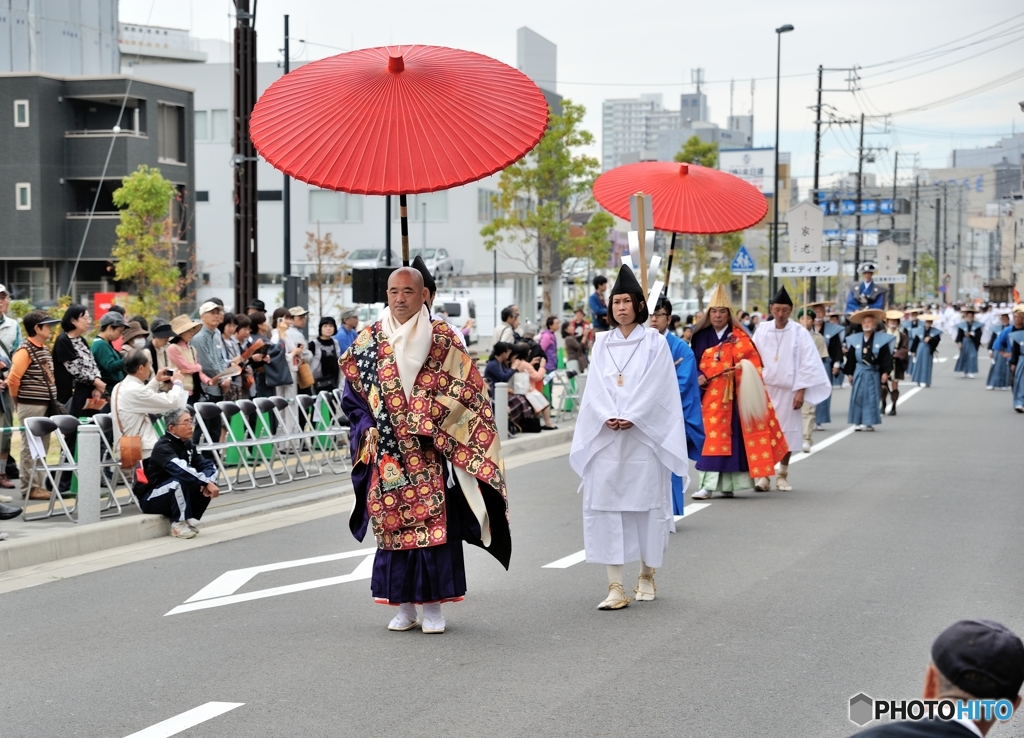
[606,564,624,586]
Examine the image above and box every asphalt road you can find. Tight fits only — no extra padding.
[3,358,1023,738]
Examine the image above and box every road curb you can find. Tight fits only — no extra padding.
[0,423,575,574]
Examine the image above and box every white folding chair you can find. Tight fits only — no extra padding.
[90,414,130,516]
[22,415,79,522]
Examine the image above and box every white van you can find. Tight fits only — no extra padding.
[434,292,478,346]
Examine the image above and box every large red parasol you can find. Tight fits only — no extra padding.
[251,44,550,264]
[593,161,767,234]
[593,160,768,288]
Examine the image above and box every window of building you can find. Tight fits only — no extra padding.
[257,190,283,201]
[158,103,183,162]
[194,110,208,141]
[16,183,31,210]
[308,190,363,223]
[14,99,29,127]
[211,109,229,142]
[195,191,210,202]
[478,188,499,223]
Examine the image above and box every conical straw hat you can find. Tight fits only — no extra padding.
[706,283,731,310]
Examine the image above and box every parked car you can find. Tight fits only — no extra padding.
[433,293,478,345]
[561,257,591,282]
[348,248,400,270]
[419,248,459,276]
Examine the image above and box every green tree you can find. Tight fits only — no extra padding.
[304,223,348,320]
[674,135,719,168]
[111,165,190,320]
[916,252,937,299]
[481,100,614,316]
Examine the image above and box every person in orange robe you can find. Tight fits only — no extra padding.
[691,284,788,499]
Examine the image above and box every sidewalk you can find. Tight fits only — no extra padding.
[0,423,575,573]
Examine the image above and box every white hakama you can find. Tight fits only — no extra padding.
[753,321,832,452]
[570,326,690,567]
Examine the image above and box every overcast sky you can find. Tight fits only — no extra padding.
[122,0,1024,191]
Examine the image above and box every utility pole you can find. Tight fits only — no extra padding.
[911,176,919,299]
[889,151,898,305]
[810,65,823,301]
[232,0,258,314]
[854,113,865,272]
[282,14,293,307]
[934,195,941,298]
[942,183,948,303]
[955,188,963,301]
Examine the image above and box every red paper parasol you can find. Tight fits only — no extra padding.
[251,44,549,264]
[593,160,768,289]
[593,161,767,235]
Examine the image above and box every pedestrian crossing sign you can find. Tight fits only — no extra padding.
[730,245,756,274]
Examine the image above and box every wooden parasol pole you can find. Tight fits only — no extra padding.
[635,191,649,296]
[399,194,410,265]
[664,232,677,295]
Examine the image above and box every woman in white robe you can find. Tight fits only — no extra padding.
[570,265,690,610]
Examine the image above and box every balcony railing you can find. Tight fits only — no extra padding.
[66,211,120,219]
[64,129,148,138]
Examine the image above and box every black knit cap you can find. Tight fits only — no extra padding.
[411,255,436,295]
[931,619,1024,700]
[771,285,794,307]
[609,264,649,324]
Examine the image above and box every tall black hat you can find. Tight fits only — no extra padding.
[410,255,436,295]
[771,285,794,307]
[609,264,649,324]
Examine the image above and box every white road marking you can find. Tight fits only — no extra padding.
[542,502,711,569]
[166,552,375,616]
[123,702,244,738]
[185,547,377,602]
[937,357,949,363]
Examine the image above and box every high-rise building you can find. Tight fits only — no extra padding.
[0,0,119,75]
[516,27,561,114]
[601,93,667,171]
[679,91,708,125]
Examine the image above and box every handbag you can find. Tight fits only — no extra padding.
[263,345,294,388]
[524,388,550,412]
[111,384,142,469]
[511,372,531,395]
[296,361,315,390]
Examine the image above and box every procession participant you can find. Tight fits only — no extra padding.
[843,309,893,431]
[824,308,847,390]
[800,307,831,447]
[411,255,467,348]
[752,288,831,487]
[340,267,510,634]
[985,310,1012,391]
[649,296,705,514]
[904,308,924,377]
[845,263,886,315]
[810,303,841,428]
[954,305,983,378]
[910,314,943,388]
[690,284,787,500]
[881,310,910,416]
[1008,305,1024,413]
[570,266,688,609]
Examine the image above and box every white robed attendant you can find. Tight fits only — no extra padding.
[751,287,832,491]
[570,264,689,611]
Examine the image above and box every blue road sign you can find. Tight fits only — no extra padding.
[731,245,756,274]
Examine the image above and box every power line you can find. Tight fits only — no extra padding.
[889,65,1024,116]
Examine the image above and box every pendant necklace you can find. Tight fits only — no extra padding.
[607,333,644,386]
[773,323,784,362]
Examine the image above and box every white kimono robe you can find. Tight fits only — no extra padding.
[753,320,833,452]
[569,325,689,567]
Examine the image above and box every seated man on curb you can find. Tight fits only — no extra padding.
[133,407,219,539]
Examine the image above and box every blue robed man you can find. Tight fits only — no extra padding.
[903,308,924,376]
[843,309,894,432]
[954,305,983,378]
[1007,306,1024,413]
[910,314,942,388]
[823,311,846,389]
[650,297,704,514]
[845,263,886,315]
[986,311,1012,390]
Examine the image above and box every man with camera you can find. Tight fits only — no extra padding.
[111,349,188,462]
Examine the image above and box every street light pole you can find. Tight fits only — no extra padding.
[771,23,794,297]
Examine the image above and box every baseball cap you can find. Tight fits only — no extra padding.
[288,306,309,317]
[0,284,8,297]
[340,309,358,321]
[98,311,127,328]
[199,301,223,315]
[931,619,1024,700]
